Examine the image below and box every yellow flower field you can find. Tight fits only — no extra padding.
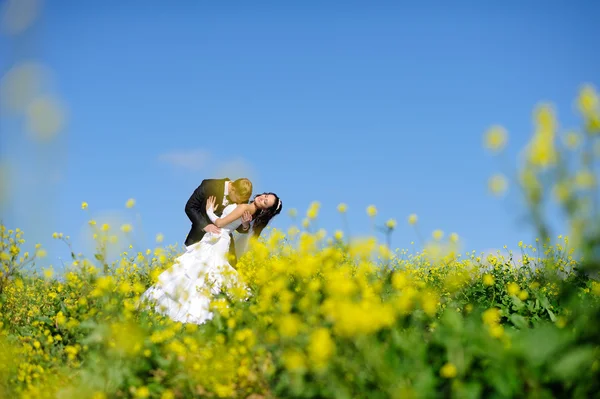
[1,87,600,398]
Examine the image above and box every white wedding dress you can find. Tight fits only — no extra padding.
[140,204,245,325]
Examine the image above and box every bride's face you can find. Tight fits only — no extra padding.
[255,194,276,209]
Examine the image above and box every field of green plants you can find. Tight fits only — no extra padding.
[1,87,600,398]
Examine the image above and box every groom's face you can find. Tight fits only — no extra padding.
[228,187,241,203]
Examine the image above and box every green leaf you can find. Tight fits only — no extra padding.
[516,325,564,367]
[550,346,596,380]
[511,296,525,311]
[547,308,556,322]
[509,314,529,329]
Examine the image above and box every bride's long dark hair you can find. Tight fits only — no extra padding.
[251,192,282,238]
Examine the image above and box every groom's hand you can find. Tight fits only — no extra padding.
[204,224,221,234]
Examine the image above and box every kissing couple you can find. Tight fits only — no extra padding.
[140,177,282,325]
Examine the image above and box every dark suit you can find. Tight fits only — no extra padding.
[184,178,249,267]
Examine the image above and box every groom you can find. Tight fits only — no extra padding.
[184,177,253,267]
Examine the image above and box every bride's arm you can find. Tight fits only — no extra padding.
[206,201,249,228]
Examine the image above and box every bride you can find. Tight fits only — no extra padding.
[140,192,283,325]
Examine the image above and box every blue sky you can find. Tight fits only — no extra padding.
[1,1,599,271]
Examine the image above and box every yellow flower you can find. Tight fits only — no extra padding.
[482,308,500,326]
[101,223,110,232]
[161,390,175,399]
[308,328,334,368]
[527,131,557,168]
[489,324,504,338]
[488,174,508,196]
[120,224,133,233]
[421,291,439,317]
[552,181,571,203]
[155,233,164,243]
[334,230,344,241]
[574,169,596,189]
[366,205,377,217]
[385,219,397,229]
[484,125,508,152]
[507,282,520,296]
[36,249,47,258]
[535,103,556,132]
[562,131,582,150]
[408,213,418,225]
[483,274,494,286]
[135,386,150,398]
[81,201,88,210]
[449,232,459,243]
[577,84,599,117]
[283,349,306,372]
[337,203,348,213]
[432,229,444,240]
[288,208,297,218]
[518,290,529,300]
[43,267,53,279]
[125,198,136,208]
[278,314,302,338]
[440,362,457,378]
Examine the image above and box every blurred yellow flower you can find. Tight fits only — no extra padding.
[366,205,377,217]
[483,274,494,286]
[432,230,444,240]
[81,201,88,210]
[121,224,133,233]
[562,131,582,150]
[482,308,500,326]
[283,350,306,372]
[440,362,457,378]
[577,84,599,117]
[507,282,520,296]
[26,95,66,140]
[155,233,164,243]
[135,386,150,398]
[552,181,571,203]
[43,267,53,279]
[574,169,596,189]
[308,328,334,368]
[337,203,348,213]
[125,198,136,208]
[484,125,508,152]
[278,314,302,338]
[449,232,459,243]
[518,290,529,301]
[408,213,418,225]
[385,219,397,229]
[488,174,508,196]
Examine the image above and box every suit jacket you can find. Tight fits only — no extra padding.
[184,178,249,265]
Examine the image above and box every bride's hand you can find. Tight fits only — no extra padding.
[206,196,216,212]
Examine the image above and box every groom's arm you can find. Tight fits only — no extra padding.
[185,180,212,230]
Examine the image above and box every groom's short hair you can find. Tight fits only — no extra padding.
[232,178,252,202]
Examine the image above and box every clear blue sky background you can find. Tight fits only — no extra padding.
[1,1,599,271]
